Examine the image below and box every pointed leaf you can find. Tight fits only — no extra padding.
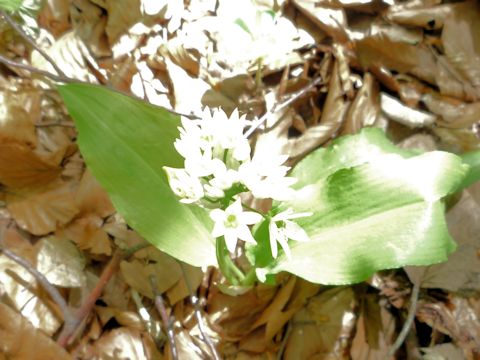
[58,83,215,267]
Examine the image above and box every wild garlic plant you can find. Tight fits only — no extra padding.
[163,108,311,282]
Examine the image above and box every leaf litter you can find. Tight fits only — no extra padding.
[0,0,480,358]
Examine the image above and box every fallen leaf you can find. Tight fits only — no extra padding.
[0,88,40,146]
[93,327,160,360]
[422,92,480,129]
[60,214,112,255]
[380,93,437,128]
[293,0,349,43]
[120,250,182,299]
[0,138,61,190]
[0,303,71,360]
[36,236,87,288]
[7,181,79,236]
[441,2,480,101]
[288,61,349,158]
[0,229,61,335]
[283,287,355,359]
[75,170,115,218]
[165,263,203,305]
[421,343,465,360]
[342,72,380,135]
[351,294,395,360]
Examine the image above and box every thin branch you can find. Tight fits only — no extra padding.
[386,281,421,359]
[277,320,293,360]
[244,76,322,138]
[0,53,201,121]
[0,53,77,83]
[0,245,76,327]
[57,249,123,347]
[0,10,66,77]
[180,263,221,360]
[149,275,178,360]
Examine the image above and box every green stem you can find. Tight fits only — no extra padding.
[215,237,245,285]
[241,267,257,286]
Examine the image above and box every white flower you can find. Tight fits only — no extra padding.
[204,161,240,199]
[163,167,204,204]
[268,209,312,259]
[210,199,263,252]
[239,153,297,201]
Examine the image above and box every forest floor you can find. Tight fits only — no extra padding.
[1,0,480,359]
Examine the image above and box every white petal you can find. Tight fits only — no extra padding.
[284,221,310,242]
[268,221,279,258]
[239,211,263,225]
[209,209,225,222]
[224,230,239,252]
[227,198,243,215]
[211,221,225,238]
[236,225,256,243]
[276,230,292,259]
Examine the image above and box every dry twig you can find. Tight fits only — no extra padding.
[244,76,322,138]
[149,275,178,360]
[0,10,66,77]
[0,245,77,329]
[180,263,221,360]
[386,281,421,359]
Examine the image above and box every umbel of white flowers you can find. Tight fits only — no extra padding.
[164,107,311,259]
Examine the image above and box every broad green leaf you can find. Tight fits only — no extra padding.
[257,129,468,284]
[0,0,22,12]
[459,150,480,189]
[58,83,216,267]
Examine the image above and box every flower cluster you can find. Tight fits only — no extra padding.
[164,108,311,259]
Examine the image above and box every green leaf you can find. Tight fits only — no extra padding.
[0,0,22,12]
[459,149,480,189]
[258,129,469,285]
[58,83,216,267]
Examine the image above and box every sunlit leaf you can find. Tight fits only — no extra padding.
[257,129,468,284]
[58,83,216,267]
[0,303,71,360]
[0,0,22,12]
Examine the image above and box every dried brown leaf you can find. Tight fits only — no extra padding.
[120,251,181,299]
[0,229,61,335]
[293,0,349,43]
[59,214,112,255]
[417,296,480,357]
[36,236,86,288]
[351,295,395,360]
[422,93,480,129]
[166,264,203,305]
[0,138,61,190]
[0,89,40,146]
[75,170,115,218]
[343,72,379,135]
[7,181,79,236]
[93,327,162,360]
[386,4,452,30]
[0,303,71,360]
[442,2,480,101]
[380,93,437,128]
[288,61,349,157]
[284,287,355,359]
